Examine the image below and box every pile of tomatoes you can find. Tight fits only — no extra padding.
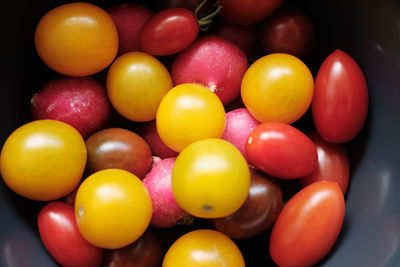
[0,0,369,266]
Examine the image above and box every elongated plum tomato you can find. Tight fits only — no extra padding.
[0,120,86,201]
[34,2,118,76]
[107,52,173,122]
[172,138,250,218]
[75,169,152,249]
[213,168,282,239]
[156,83,226,152]
[246,122,318,179]
[140,8,198,56]
[299,132,350,194]
[38,202,103,267]
[241,53,314,124]
[269,181,345,267]
[312,49,369,143]
[220,0,283,25]
[162,229,245,267]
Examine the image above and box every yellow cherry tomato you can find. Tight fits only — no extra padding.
[34,2,118,77]
[172,138,250,218]
[107,52,173,122]
[162,229,245,267]
[157,83,226,152]
[75,169,152,249]
[0,120,86,201]
[241,53,314,124]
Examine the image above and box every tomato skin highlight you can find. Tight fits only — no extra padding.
[246,122,318,179]
[269,181,345,267]
[299,132,350,194]
[312,49,369,143]
[38,201,103,267]
[139,8,198,56]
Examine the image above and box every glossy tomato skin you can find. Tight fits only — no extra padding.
[162,229,245,267]
[299,132,350,194]
[0,120,86,201]
[139,8,198,56]
[38,201,103,267]
[213,168,282,239]
[312,49,369,143]
[34,2,118,76]
[102,230,164,267]
[246,122,318,179]
[269,182,345,267]
[220,0,283,25]
[260,9,315,58]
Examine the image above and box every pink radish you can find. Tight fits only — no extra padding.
[31,76,111,139]
[222,108,260,161]
[108,3,154,54]
[171,35,248,105]
[139,120,178,159]
[214,21,258,55]
[143,157,189,228]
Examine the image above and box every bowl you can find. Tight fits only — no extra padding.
[1,0,399,266]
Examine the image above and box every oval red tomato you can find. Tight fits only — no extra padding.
[139,8,198,56]
[246,122,318,179]
[269,181,345,267]
[299,132,350,194]
[219,0,283,25]
[312,49,369,143]
[37,201,103,267]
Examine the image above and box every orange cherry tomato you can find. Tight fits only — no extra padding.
[34,2,118,76]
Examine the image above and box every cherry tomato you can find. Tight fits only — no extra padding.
[34,2,118,77]
[246,122,318,179]
[220,0,283,25]
[38,201,103,267]
[312,49,369,143]
[172,138,250,218]
[260,8,315,58]
[107,52,173,122]
[162,229,245,267]
[139,8,198,56]
[0,120,86,201]
[299,132,350,194]
[85,128,152,179]
[213,168,282,239]
[157,0,202,11]
[156,83,226,152]
[241,53,314,124]
[102,230,164,267]
[269,181,345,267]
[75,169,152,249]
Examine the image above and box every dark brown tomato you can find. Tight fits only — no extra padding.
[213,168,283,239]
[157,0,202,11]
[85,128,152,179]
[102,229,164,267]
[259,8,315,58]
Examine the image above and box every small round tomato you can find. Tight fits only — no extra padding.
[260,8,315,58]
[299,132,350,194]
[38,202,103,267]
[213,168,282,239]
[156,83,226,152]
[269,182,345,267]
[75,169,152,249]
[220,0,283,25]
[312,49,369,143]
[162,229,245,267]
[139,8,198,56]
[0,120,86,201]
[241,53,314,124]
[246,122,318,179]
[107,52,173,122]
[172,138,250,218]
[34,2,118,77]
